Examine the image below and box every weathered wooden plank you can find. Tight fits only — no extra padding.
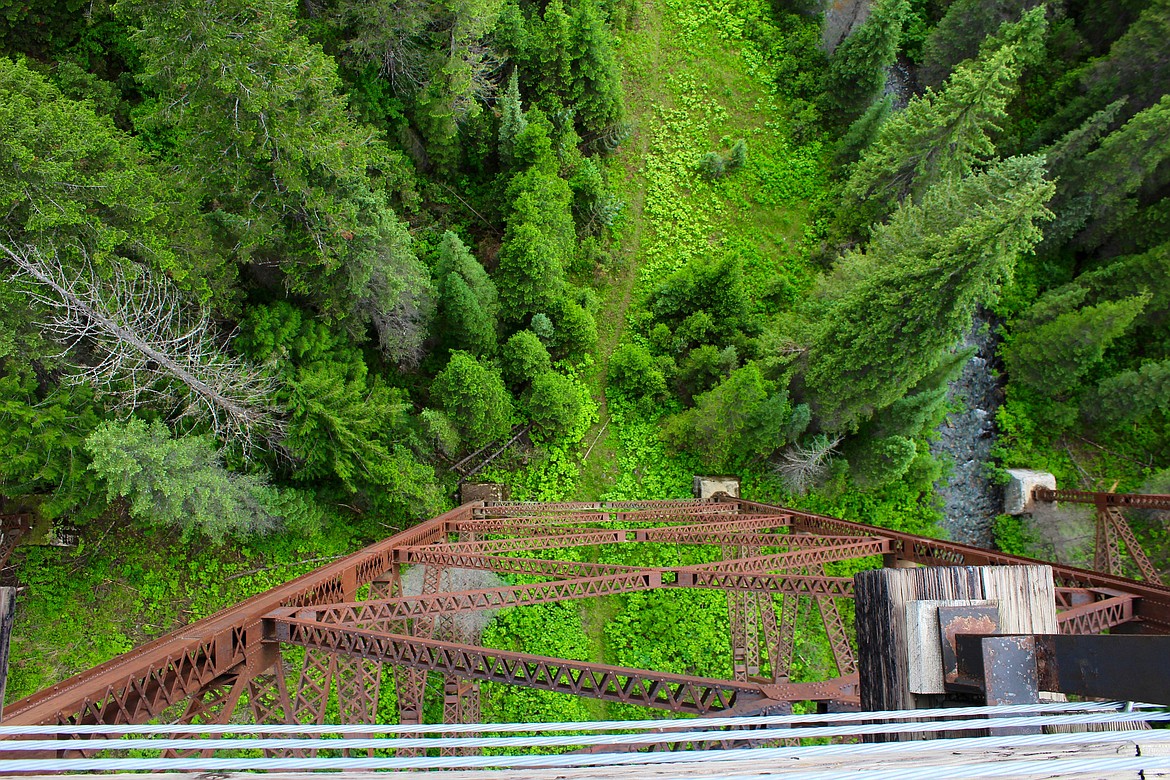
[24,734,1170,779]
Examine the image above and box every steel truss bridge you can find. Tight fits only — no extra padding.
[6,494,1170,745]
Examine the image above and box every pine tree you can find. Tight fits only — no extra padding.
[1036,100,1127,251]
[498,69,528,166]
[85,419,276,542]
[920,0,1044,87]
[495,223,565,324]
[569,0,625,140]
[821,0,910,123]
[501,330,553,387]
[1085,360,1170,428]
[1079,0,1170,121]
[807,156,1055,430]
[1064,96,1170,251]
[430,351,514,448]
[435,232,499,356]
[127,0,433,360]
[834,95,892,166]
[838,12,1045,233]
[662,364,807,471]
[526,371,583,437]
[530,0,574,105]
[1004,295,1149,397]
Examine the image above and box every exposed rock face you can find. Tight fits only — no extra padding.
[822,0,872,53]
[930,319,1003,548]
[400,566,504,640]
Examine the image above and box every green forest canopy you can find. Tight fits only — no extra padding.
[1,0,1168,715]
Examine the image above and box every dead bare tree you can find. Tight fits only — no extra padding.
[2,241,282,452]
[775,435,842,495]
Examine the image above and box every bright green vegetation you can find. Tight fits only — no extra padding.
[1,0,1168,724]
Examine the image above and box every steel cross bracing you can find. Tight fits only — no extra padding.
[7,498,1170,748]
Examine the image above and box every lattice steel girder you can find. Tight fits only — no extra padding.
[474,500,723,518]
[1096,509,1121,576]
[16,496,1170,729]
[398,550,650,579]
[673,570,855,597]
[1034,488,1170,511]
[448,513,788,536]
[1104,507,1163,584]
[271,617,775,714]
[399,530,631,557]
[775,594,799,680]
[639,527,871,548]
[1057,591,1137,635]
[681,539,891,573]
[3,503,476,727]
[450,514,612,532]
[811,565,857,676]
[728,496,1170,632]
[308,572,663,626]
[632,516,794,539]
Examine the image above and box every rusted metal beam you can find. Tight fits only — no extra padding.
[775,594,799,680]
[3,504,476,726]
[291,648,336,725]
[310,572,664,627]
[674,570,855,597]
[399,530,631,557]
[682,539,891,573]
[14,493,1170,732]
[270,616,857,712]
[397,550,649,578]
[1034,488,1170,510]
[1104,507,1163,584]
[1057,591,1136,635]
[725,497,1170,632]
[1095,508,1121,576]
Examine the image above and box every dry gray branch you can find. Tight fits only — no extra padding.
[2,240,282,452]
[775,434,842,495]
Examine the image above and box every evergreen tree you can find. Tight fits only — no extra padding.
[608,342,667,401]
[821,0,910,123]
[920,0,1044,87]
[496,164,576,325]
[0,58,204,291]
[846,435,918,488]
[529,0,574,106]
[527,371,583,437]
[662,364,807,471]
[435,232,499,356]
[839,12,1045,232]
[727,140,748,172]
[807,156,1055,430]
[127,0,431,361]
[1004,295,1148,397]
[1036,99,1127,251]
[569,0,625,141]
[0,368,105,522]
[552,299,599,360]
[496,223,565,324]
[85,419,276,542]
[430,351,514,448]
[501,330,552,387]
[1085,360,1170,428]
[834,95,892,166]
[1063,96,1170,251]
[1079,0,1170,121]
[498,69,528,166]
